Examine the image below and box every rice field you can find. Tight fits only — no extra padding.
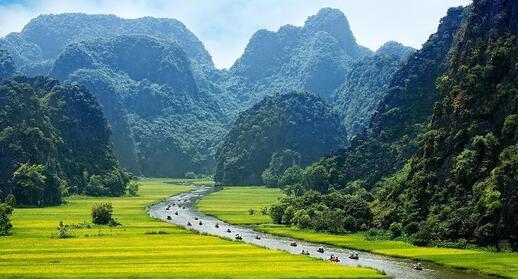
[196,186,283,224]
[198,186,518,278]
[0,179,382,278]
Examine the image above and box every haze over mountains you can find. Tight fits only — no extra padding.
[1,8,411,177]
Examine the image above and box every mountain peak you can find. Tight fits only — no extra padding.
[376,41,415,59]
[303,8,364,58]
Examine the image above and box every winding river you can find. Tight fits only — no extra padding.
[149,186,494,279]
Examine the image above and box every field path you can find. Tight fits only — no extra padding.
[149,185,495,279]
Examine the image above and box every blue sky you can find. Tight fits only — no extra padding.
[0,0,471,69]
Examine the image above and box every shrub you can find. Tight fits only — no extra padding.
[248,208,256,215]
[54,221,72,238]
[184,172,197,179]
[5,194,16,207]
[126,181,140,196]
[0,203,13,236]
[260,206,268,215]
[269,204,287,224]
[403,222,419,235]
[91,202,113,225]
[389,222,403,238]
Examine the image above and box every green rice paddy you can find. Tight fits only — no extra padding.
[196,186,283,224]
[0,179,382,278]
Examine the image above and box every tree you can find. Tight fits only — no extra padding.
[12,164,48,206]
[91,202,113,225]
[0,203,13,236]
[5,194,16,207]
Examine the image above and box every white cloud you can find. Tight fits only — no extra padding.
[0,0,471,69]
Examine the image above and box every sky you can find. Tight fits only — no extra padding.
[0,0,471,69]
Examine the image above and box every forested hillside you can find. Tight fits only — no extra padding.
[270,0,517,250]
[0,51,128,206]
[313,7,465,191]
[267,6,465,233]
[215,92,346,186]
[334,41,415,137]
[223,8,372,106]
[376,0,517,248]
[52,35,227,176]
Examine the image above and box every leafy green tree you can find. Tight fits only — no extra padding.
[0,203,13,236]
[91,202,113,225]
[5,194,16,207]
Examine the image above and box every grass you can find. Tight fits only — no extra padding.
[0,179,383,278]
[198,186,518,278]
[196,186,283,224]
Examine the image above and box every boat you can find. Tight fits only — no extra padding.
[290,242,298,247]
[413,262,423,271]
[215,223,219,228]
[166,216,172,220]
[235,234,242,240]
[174,211,178,215]
[255,235,261,240]
[329,255,340,262]
[198,221,203,225]
[317,246,325,253]
[226,229,232,233]
[187,222,192,226]
[349,252,359,260]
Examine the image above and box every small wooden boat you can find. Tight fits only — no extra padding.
[198,221,203,225]
[174,211,179,215]
[187,222,192,226]
[215,223,219,228]
[329,255,340,262]
[413,262,423,271]
[349,252,359,260]
[235,234,242,240]
[290,242,298,247]
[166,216,172,220]
[317,247,325,253]
[226,229,232,233]
[255,235,261,240]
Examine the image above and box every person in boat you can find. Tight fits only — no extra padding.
[226,228,232,233]
[215,223,219,228]
[255,235,261,240]
[194,217,199,220]
[166,205,170,210]
[187,221,192,226]
[413,262,423,270]
[174,211,179,215]
[199,221,203,225]
[317,246,325,253]
[290,242,297,247]
[329,255,340,262]
[235,234,242,240]
[167,215,172,220]
[349,251,359,260]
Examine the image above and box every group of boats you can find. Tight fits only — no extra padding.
[163,201,425,269]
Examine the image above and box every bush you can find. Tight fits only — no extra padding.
[54,221,72,238]
[184,172,197,179]
[5,194,16,207]
[389,222,403,238]
[91,202,113,225]
[403,222,419,235]
[260,206,268,215]
[0,203,13,236]
[126,181,140,196]
[269,204,287,224]
[248,208,256,215]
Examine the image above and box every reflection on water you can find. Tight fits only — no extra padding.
[149,186,494,279]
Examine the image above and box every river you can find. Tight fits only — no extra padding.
[149,186,494,279]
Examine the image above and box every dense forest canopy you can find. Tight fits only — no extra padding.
[0,51,128,206]
[215,92,347,186]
